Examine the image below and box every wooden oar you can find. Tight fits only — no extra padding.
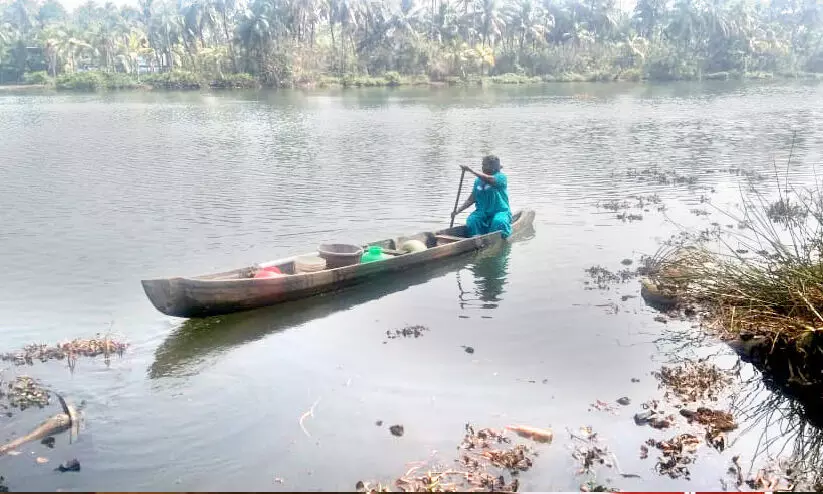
[450,168,467,228]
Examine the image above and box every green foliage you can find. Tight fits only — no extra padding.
[210,73,259,89]
[22,70,51,85]
[55,71,141,90]
[2,0,823,88]
[55,71,104,90]
[142,71,203,90]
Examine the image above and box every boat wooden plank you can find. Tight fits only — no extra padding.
[141,209,535,318]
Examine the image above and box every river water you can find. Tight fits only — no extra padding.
[1,81,822,491]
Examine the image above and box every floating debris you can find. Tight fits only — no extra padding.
[597,199,630,212]
[580,480,621,492]
[679,407,736,431]
[389,425,404,437]
[589,400,617,414]
[639,444,649,459]
[462,346,475,354]
[40,437,55,449]
[646,434,700,479]
[357,423,537,492]
[6,376,50,410]
[298,398,321,438]
[504,425,553,444]
[55,459,80,473]
[653,360,733,403]
[386,325,429,340]
[766,198,807,225]
[633,410,674,429]
[35,456,49,464]
[634,400,675,429]
[616,397,631,406]
[0,335,128,368]
[616,213,644,222]
[679,407,737,452]
[584,265,637,290]
[567,426,640,479]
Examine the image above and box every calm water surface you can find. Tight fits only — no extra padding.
[1,82,822,491]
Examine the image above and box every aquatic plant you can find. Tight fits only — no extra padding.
[638,134,823,389]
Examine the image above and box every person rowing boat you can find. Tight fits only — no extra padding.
[451,154,512,239]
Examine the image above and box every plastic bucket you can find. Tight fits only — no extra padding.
[361,245,390,264]
[317,243,364,269]
[295,255,327,274]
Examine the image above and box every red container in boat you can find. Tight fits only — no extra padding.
[254,266,282,279]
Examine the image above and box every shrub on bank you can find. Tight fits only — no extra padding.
[23,71,52,85]
[490,73,543,84]
[210,73,259,89]
[55,71,142,91]
[143,71,203,90]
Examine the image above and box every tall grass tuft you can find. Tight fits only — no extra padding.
[656,134,823,384]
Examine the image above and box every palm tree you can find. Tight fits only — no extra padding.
[150,1,183,70]
[183,0,217,50]
[505,0,547,53]
[235,0,273,73]
[475,0,505,47]
[632,0,666,40]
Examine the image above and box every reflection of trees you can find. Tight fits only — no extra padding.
[456,243,510,310]
[728,372,823,489]
[652,325,823,489]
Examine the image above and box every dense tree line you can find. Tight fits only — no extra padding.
[1,0,822,86]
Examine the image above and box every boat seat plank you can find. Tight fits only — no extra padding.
[435,234,464,244]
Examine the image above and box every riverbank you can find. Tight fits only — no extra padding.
[2,69,822,93]
[635,154,823,426]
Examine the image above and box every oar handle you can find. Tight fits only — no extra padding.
[450,168,467,228]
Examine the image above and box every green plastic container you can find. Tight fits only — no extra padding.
[361,245,390,263]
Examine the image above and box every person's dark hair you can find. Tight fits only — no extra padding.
[482,154,501,173]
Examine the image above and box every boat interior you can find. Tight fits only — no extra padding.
[196,212,519,281]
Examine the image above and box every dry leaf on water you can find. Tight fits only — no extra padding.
[35,457,49,464]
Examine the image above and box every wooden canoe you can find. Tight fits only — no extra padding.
[141,209,536,318]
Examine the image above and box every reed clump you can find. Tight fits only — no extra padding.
[650,156,823,387]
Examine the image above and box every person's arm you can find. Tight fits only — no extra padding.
[461,165,498,186]
[452,191,475,217]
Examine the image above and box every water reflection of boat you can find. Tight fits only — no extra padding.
[149,250,489,379]
[456,243,511,310]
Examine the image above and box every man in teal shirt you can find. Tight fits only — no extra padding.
[452,155,512,239]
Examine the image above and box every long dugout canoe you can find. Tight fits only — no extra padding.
[141,209,536,318]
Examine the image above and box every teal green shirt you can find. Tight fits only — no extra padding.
[474,172,510,217]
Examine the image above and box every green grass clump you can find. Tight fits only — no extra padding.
[653,142,823,386]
